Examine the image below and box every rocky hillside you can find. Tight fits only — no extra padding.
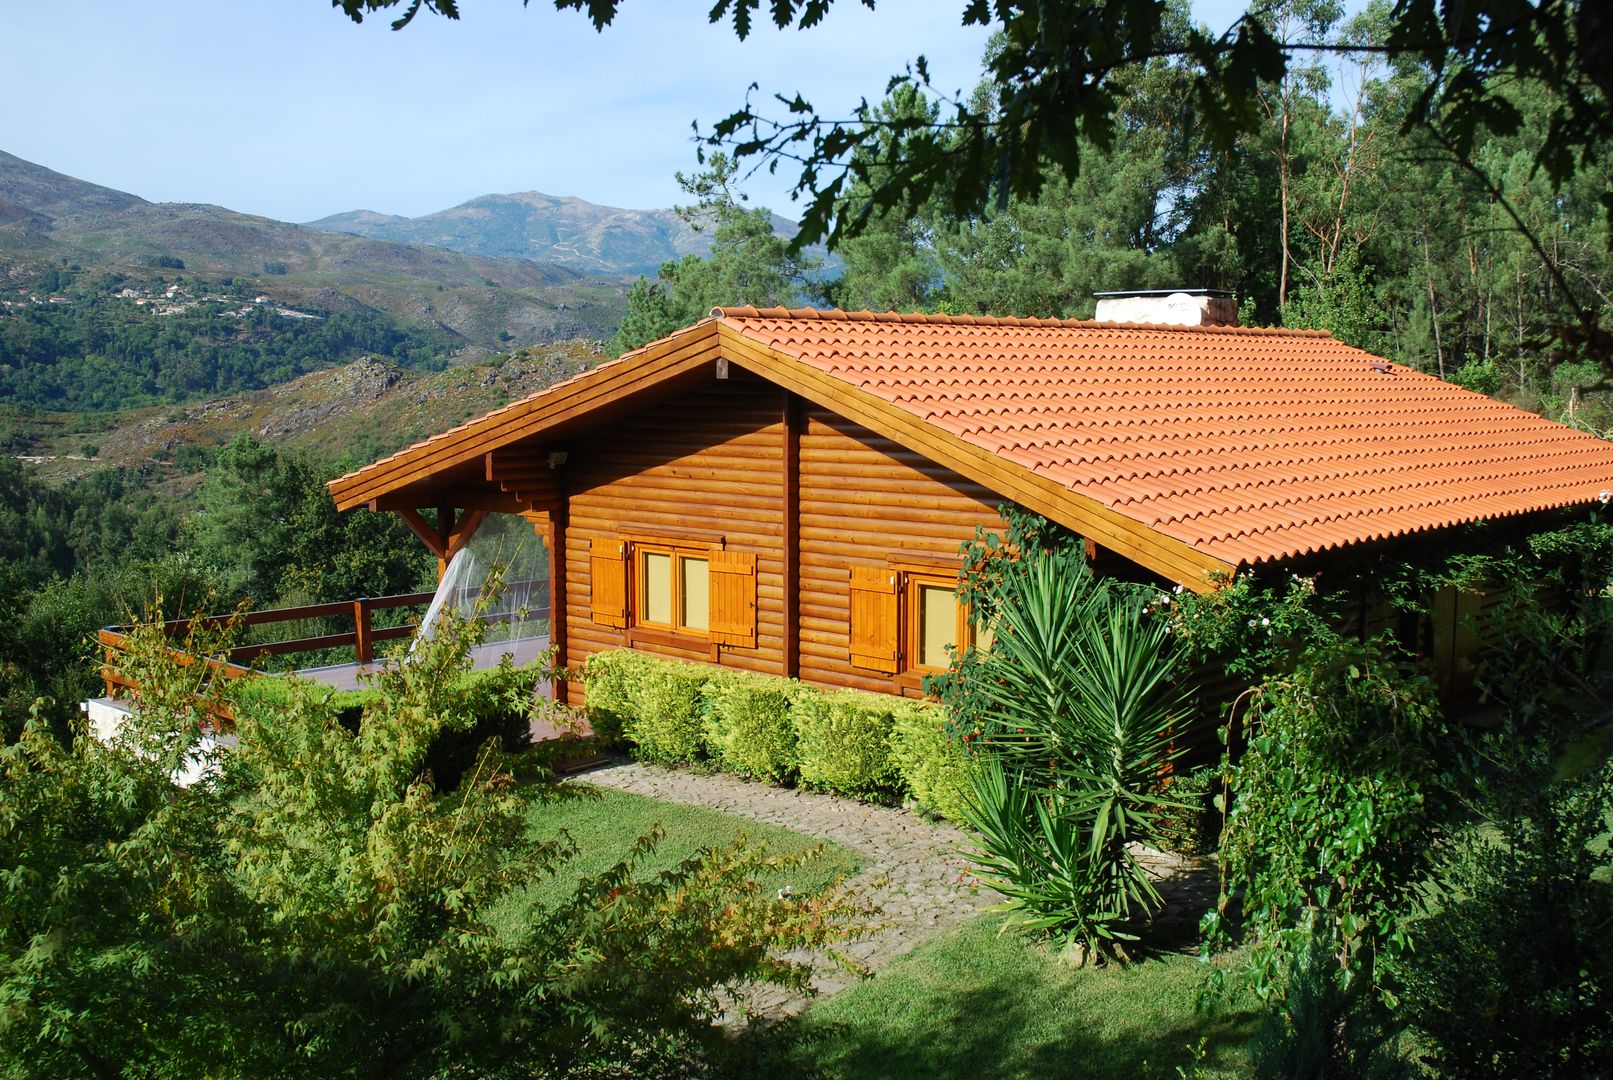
[0,151,629,350]
[7,340,607,484]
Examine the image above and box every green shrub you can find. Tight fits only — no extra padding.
[1400,746,1613,1078]
[585,652,709,765]
[701,669,798,782]
[1248,933,1410,1080]
[1210,636,1447,1001]
[1154,765,1222,858]
[791,686,901,799]
[580,649,654,745]
[889,699,978,822]
[956,549,1188,965]
[231,656,548,791]
[6,601,857,1078]
[423,655,545,790]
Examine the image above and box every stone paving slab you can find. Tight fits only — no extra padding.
[569,758,1218,1022]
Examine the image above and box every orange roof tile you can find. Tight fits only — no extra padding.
[711,307,1613,566]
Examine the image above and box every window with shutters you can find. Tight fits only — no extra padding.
[589,533,757,649]
[849,563,985,676]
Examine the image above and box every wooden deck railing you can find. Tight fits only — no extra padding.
[97,581,550,699]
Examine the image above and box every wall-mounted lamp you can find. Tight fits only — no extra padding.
[546,449,569,469]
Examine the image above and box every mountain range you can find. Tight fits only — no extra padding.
[306,192,798,277]
[0,151,803,353]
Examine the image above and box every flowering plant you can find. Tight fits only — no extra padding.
[1153,568,1337,681]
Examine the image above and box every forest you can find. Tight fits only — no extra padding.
[0,438,434,742]
[0,267,446,410]
[619,0,1611,429]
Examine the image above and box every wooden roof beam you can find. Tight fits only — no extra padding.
[370,488,536,515]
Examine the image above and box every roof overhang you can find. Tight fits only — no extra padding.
[328,322,726,513]
[328,318,1234,591]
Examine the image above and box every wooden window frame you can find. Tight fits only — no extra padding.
[630,539,715,640]
[902,570,971,677]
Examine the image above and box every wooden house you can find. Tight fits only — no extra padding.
[327,304,1613,706]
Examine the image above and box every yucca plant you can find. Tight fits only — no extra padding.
[960,545,1189,964]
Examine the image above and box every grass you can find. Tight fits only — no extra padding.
[761,916,1259,1080]
[487,785,859,930]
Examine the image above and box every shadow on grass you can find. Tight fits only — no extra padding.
[727,918,1257,1080]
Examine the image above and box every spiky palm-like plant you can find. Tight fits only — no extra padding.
[960,547,1189,964]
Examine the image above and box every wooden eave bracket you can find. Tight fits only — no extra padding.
[397,507,448,560]
[395,506,488,562]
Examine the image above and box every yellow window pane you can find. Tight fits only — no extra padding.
[973,616,994,654]
[642,551,673,625]
[918,583,959,669]
[681,556,709,631]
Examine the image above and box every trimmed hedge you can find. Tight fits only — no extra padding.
[791,686,903,799]
[890,701,981,823]
[701,670,798,783]
[575,648,646,745]
[581,650,708,764]
[580,649,978,820]
[231,676,379,722]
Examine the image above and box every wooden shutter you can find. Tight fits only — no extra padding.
[849,565,900,673]
[590,537,627,628]
[708,550,757,647]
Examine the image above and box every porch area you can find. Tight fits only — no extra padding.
[94,576,564,739]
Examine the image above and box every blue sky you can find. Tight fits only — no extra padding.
[8,1,1256,223]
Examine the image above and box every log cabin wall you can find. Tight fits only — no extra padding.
[559,373,1019,699]
[797,405,1007,695]
[563,371,789,683]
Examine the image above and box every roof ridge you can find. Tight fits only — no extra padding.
[710,305,1334,339]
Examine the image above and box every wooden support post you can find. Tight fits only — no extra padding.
[353,599,373,664]
[548,481,569,703]
[435,503,454,579]
[782,390,801,678]
[102,641,118,698]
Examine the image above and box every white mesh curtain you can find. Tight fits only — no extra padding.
[413,514,550,656]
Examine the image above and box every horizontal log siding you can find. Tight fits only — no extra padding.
[564,375,786,684]
[797,407,1006,694]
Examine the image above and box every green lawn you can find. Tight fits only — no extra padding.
[483,786,1256,1078]
[765,916,1259,1080]
[488,785,859,929]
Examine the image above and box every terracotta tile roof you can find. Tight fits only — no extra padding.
[713,306,1613,566]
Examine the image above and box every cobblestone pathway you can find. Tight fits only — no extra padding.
[572,758,1218,1021]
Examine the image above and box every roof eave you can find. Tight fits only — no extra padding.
[326,320,724,511]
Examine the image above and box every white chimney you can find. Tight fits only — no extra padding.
[1093,289,1237,327]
